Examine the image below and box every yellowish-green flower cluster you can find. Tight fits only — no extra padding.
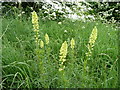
[86,26,98,57]
[32,11,39,44]
[40,40,44,48]
[59,41,68,71]
[70,38,75,49]
[45,33,49,45]
[88,26,97,47]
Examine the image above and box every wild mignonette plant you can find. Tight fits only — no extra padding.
[40,40,44,48]
[44,33,51,59]
[68,38,76,67]
[66,38,76,84]
[69,38,75,69]
[58,41,70,87]
[32,11,48,88]
[86,26,98,58]
[45,33,49,45]
[32,11,39,46]
[59,41,68,72]
[84,26,98,73]
[70,38,75,50]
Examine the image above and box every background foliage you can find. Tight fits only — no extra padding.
[2,2,120,22]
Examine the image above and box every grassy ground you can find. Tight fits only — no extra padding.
[1,16,118,88]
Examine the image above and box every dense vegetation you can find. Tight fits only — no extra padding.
[1,1,119,89]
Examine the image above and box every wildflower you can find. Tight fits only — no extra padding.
[52,12,56,16]
[70,38,75,49]
[59,41,68,71]
[58,22,62,24]
[88,26,97,47]
[32,11,39,44]
[64,30,67,33]
[40,40,44,48]
[45,33,49,45]
[59,41,68,60]
[32,11,39,26]
[86,26,98,57]
[32,11,39,30]
[22,11,25,14]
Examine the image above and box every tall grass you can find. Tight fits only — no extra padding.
[1,15,118,88]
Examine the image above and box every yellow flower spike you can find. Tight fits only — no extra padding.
[40,40,44,48]
[32,11,39,31]
[32,11,39,44]
[32,12,39,30]
[59,41,68,72]
[88,26,97,46]
[70,38,75,49]
[32,11,39,25]
[86,26,98,57]
[45,33,49,45]
[59,41,68,59]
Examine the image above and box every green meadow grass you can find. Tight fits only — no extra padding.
[2,17,118,88]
